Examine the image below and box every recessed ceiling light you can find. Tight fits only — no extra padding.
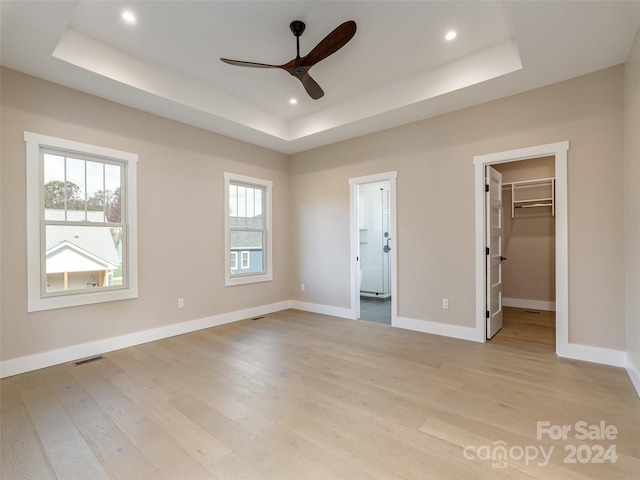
[445,31,457,41]
[289,98,298,105]
[121,11,136,24]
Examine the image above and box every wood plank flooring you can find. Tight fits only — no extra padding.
[2,308,639,479]
[492,307,556,348]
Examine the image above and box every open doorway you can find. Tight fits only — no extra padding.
[492,157,557,346]
[350,172,397,325]
[473,141,569,356]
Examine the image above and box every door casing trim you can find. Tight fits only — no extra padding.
[473,142,569,355]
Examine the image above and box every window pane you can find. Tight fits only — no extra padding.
[65,157,87,219]
[246,187,255,227]
[105,163,122,223]
[254,188,263,229]
[237,185,246,216]
[229,184,238,218]
[44,224,123,293]
[43,153,67,220]
[86,160,106,220]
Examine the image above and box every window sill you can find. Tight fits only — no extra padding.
[28,287,138,312]
[225,273,273,287]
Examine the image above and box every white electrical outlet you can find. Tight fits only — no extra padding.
[442,298,449,309]
[178,298,184,308]
[301,283,305,292]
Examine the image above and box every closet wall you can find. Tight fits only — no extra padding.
[495,156,556,309]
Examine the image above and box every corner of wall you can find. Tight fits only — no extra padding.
[624,25,640,397]
[625,353,640,397]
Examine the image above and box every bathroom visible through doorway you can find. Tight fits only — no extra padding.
[349,172,397,325]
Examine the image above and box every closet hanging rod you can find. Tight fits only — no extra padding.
[514,203,553,209]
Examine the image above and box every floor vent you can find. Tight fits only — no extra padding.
[252,316,265,321]
[523,310,541,315]
[73,355,104,366]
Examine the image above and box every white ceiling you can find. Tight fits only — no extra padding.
[2,1,640,154]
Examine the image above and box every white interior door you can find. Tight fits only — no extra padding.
[486,165,504,339]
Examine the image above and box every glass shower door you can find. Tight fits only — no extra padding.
[358,181,391,324]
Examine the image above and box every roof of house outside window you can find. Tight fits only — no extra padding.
[230,231,263,250]
[46,225,121,272]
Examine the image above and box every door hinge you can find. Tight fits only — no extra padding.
[485,184,489,192]
[486,247,490,255]
[486,310,490,319]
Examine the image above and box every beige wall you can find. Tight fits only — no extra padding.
[0,68,291,362]
[290,65,626,350]
[625,28,640,370]
[495,157,555,304]
[0,61,630,364]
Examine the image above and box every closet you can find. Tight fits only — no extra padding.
[495,157,556,312]
[508,177,555,218]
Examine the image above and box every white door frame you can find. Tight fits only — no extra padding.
[349,171,398,323]
[473,142,569,356]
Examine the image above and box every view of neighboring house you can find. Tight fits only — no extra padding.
[229,211,264,276]
[45,210,122,292]
[230,230,263,275]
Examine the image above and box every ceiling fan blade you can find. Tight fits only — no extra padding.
[294,70,324,99]
[299,20,356,67]
[220,58,280,69]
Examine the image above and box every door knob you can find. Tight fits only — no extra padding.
[500,256,507,261]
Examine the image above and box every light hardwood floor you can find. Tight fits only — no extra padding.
[2,308,639,479]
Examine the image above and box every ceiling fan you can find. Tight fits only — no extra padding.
[221,20,357,100]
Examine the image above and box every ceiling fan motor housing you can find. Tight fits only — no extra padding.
[290,20,306,37]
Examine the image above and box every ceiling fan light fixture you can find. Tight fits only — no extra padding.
[445,30,457,41]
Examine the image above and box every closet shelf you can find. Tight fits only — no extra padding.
[508,177,555,218]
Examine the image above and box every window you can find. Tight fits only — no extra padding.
[224,172,272,285]
[25,132,138,311]
[241,251,250,269]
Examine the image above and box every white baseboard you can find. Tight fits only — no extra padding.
[503,297,556,312]
[3,298,637,400]
[0,301,291,379]
[289,300,355,320]
[394,316,483,343]
[292,303,483,344]
[557,342,626,368]
[625,353,640,397]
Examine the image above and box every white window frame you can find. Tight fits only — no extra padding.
[25,132,138,312]
[230,251,238,270]
[224,172,272,286]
